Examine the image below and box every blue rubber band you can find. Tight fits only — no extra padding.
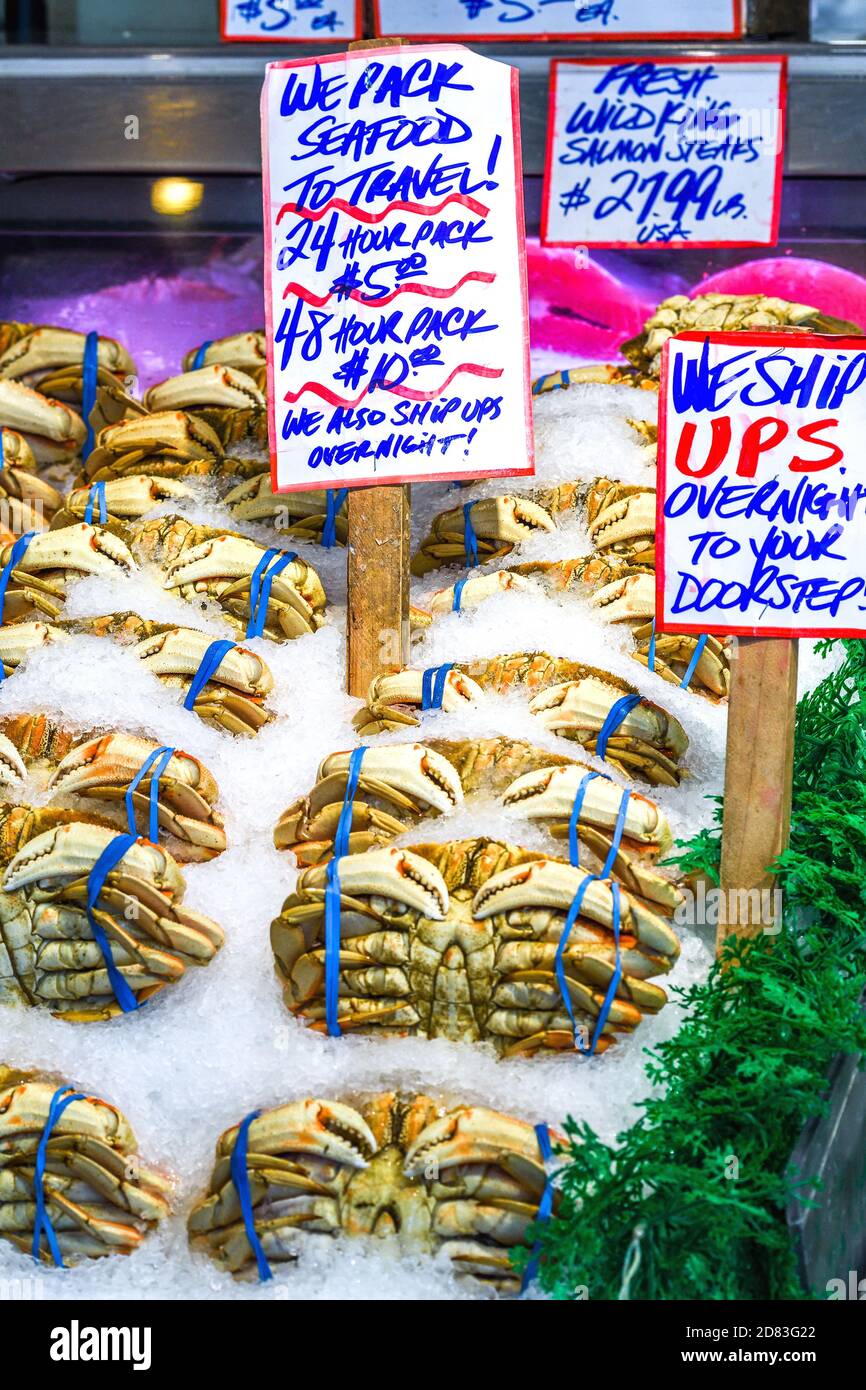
[568,770,600,868]
[596,693,643,763]
[452,578,468,613]
[81,331,99,460]
[531,377,543,396]
[600,788,632,879]
[554,873,601,1051]
[332,746,366,860]
[230,1110,273,1283]
[0,530,36,625]
[84,480,107,525]
[647,619,656,673]
[324,858,343,1037]
[421,662,454,712]
[192,340,213,371]
[246,548,297,640]
[322,489,348,549]
[587,882,622,1056]
[183,638,237,711]
[86,831,142,1014]
[462,502,478,568]
[32,1086,86,1267]
[680,633,709,690]
[125,745,175,844]
[520,1122,556,1293]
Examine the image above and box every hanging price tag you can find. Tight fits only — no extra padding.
[261,44,533,492]
[220,0,362,42]
[542,56,786,249]
[657,331,866,639]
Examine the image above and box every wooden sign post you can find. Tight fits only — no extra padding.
[346,37,410,699]
[656,330,866,954]
[718,637,798,948]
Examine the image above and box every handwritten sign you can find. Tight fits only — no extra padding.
[542,57,786,248]
[657,331,866,639]
[373,0,742,42]
[220,0,361,42]
[261,45,533,492]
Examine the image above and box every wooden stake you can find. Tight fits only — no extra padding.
[345,35,411,699]
[717,636,799,953]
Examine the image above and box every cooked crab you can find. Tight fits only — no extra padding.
[412,487,584,577]
[272,838,680,1054]
[224,475,348,546]
[143,366,267,449]
[273,736,678,909]
[0,524,136,624]
[0,325,141,438]
[67,613,275,736]
[0,1065,172,1264]
[0,379,87,465]
[188,1090,558,1292]
[0,816,224,1020]
[353,653,688,786]
[621,292,863,380]
[77,411,265,487]
[532,364,655,395]
[130,515,327,640]
[0,620,67,677]
[0,714,225,862]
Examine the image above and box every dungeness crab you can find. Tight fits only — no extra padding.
[188,1090,558,1293]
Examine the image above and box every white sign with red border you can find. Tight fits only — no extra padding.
[261,45,533,493]
[657,331,866,640]
[373,0,742,43]
[220,0,362,42]
[542,56,786,249]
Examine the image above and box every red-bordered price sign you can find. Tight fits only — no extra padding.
[657,331,866,639]
[373,0,743,43]
[542,55,786,249]
[220,0,362,43]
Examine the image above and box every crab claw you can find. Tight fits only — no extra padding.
[134,628,274,697]
[64,475,195,520]
[529,677,689,761]
[309,845,449,919]
[0,731,27,789]
[217,1099,376,1169]
[429,570,534,615]
[502,764,671,849]
[48,734,218,807]
[144,365,265,413]
[97,410,223,463]
[0,327,134,382]
[3,821,184,897]
[589,570,656,624]
[318,744,463,817]
[404,1107,552,1196]
[367,668,485,714]
[463,495,556,543]
[0,379,87,447]
[0,1077,134,1149]
[8,524,136,578]
[473,858,680,959]
[182,332,266,377]
[588,486,656,554]
[0,621,67,671]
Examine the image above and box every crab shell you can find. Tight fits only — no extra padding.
[187,1090,558,1291]
[272,837,679,1054]
[0,1066,172,1263]
[0,819,224,1021]
[0,621,67,677]
[621,292,863,379]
